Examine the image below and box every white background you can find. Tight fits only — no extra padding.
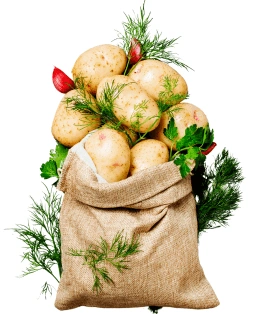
[1,0,262,313]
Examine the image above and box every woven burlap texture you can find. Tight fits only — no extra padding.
[54,140,219,310]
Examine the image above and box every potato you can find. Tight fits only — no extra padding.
[101,122,138,147]
[51,89,100,147]
[72,44,127,95]
[84,128,131,183]
[96,75,160,133]
[128,59,188,105]
[129,139,169,176]
[149,102,209,150]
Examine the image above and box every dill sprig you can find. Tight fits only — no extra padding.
[10,184,62,297]
[157,75,189,112]
[96,80,128,125]
[192,148,244,234]
[64,77,101,130]
[115,0,192,73]
[96,80,138,146]
[68,230,141,294]
[129,100,161,136]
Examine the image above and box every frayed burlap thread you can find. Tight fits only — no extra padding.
[54,140,219,310]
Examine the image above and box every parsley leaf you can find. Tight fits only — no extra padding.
[40,160,58,179]
[164,122,215,178]
[40,142,69,182]
[203,127,214,147]
[176,124,205,151]
[50,142,69,169]
[163,118,178,141]
[185,146,200,160]
[174,154,191,178]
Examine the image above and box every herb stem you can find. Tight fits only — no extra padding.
[123,58,131,76]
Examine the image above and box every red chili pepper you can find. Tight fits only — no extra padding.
[202,142,217,155]
[129,38,143,65]
[52,66,75,93]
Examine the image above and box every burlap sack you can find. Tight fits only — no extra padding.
[54,136,219,310]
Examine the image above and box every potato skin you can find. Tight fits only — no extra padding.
[101,123,138,147]
[84,128,131,183]
[72,44,127,95]
[96,75,160,133]
[51,89,100,147]
[128,59,188,105]
[149,102,209,150]
[129,139,169,175]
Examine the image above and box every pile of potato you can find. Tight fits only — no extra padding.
[51,44,208,182]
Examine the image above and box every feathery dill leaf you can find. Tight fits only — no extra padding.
[68,230,141,293]
[64,77,101,129]
[157,76,189,112]
[96,80,139,146]
[192,148,244,234]
[9,184,62,297]
[129,100,161,135]
[115,0,192,73]
[96,80,128,125]
[41,282,54,298]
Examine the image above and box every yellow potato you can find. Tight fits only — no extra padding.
[129,139,169,175]
[96,75,160,133]
[72,44,127,95]
[84,128,131,183]
[51,89,100,147]
[149,102,209,150]
[128,59,188,105]
[101,122,138,147]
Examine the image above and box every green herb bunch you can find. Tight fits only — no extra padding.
[115,0,192,73]
[157,76,189,112]
[68,231,141,293]
[63,77,101,128]
[193,148,244,234]
[163,118,214,178]
[10,184,62,297]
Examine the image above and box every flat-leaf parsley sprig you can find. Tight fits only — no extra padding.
[163,119,214,178]
[40,141,69,185]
